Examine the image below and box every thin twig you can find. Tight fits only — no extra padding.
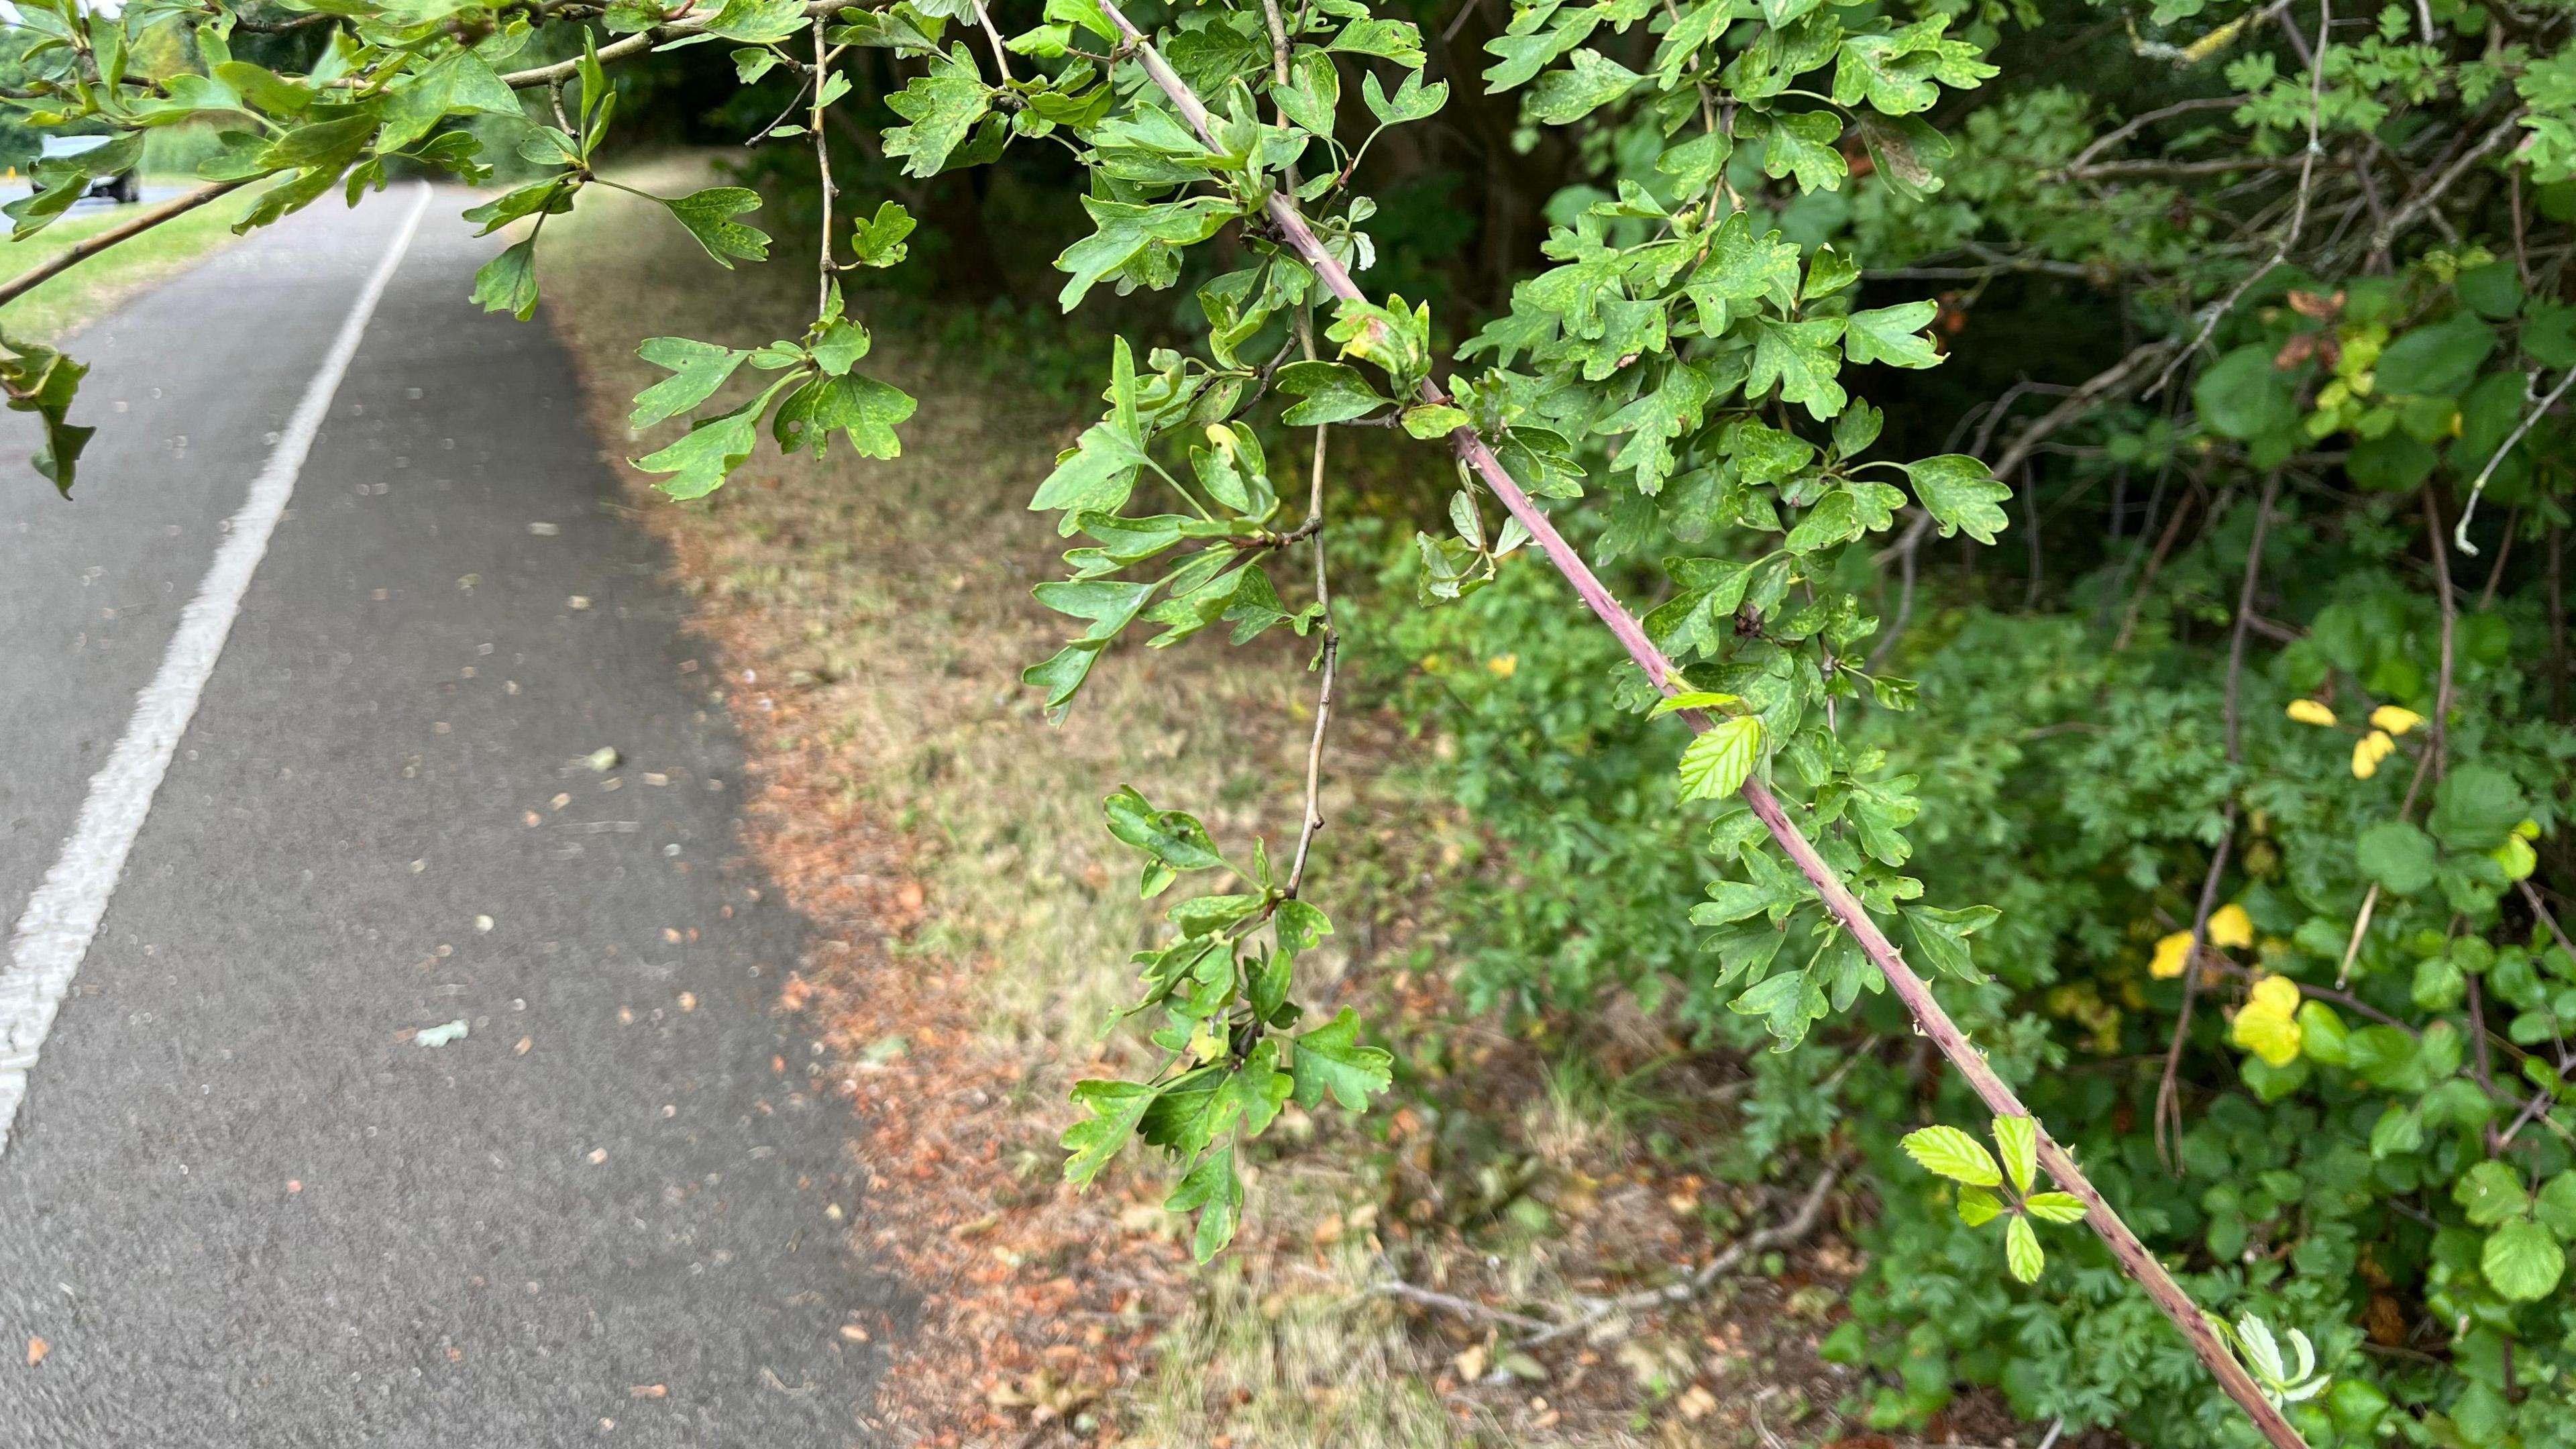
[972,0,1014,83]
[2359,112,2527,264]
[811,19,835,315]
[2454,367,2575,557]
[0,179,248,309]
[2145,0,2332,400]
[2336,745,2434,987]
[1521,1163,1841,1348]
[2064,95,2253,173]
[2156,473,2277,1167]
[2114,486,2200,651]
[2424,486,2458,782]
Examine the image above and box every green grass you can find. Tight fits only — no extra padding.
[0,183,254,341]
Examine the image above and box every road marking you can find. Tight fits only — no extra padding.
[0,181,434,1157]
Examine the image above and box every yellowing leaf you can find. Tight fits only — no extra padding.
[2493,835,2537,881]
[2249,974,2300,1014]
[2207,904,2254,951]
[2149,930,2194,979]
[2232,975,2304,1066]
[2370,704,2423,735]
[2285,699,2337,727]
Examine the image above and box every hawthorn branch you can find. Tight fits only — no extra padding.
[1095,5,2308,1442]
[0,179,248,310]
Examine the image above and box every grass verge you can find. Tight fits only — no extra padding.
[533,159,1955,1449]
[0,182,252,341]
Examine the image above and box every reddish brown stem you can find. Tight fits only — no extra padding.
[1095,7,2305,1442]
[0,179,246,309]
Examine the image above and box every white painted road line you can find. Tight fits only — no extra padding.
[0,182,434,1157]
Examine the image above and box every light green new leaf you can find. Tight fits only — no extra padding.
[1956,1186,2002,1226]
[1992,1114,2037,1195]
[2024,1191,2087,1224]
[1328,17,1426,68]
[1290,1007,1394,1110]
[470,239,540,321]
[660,187,772,268]
[1648,690,1741,719]
[1901,454,2011,543]
[1061,1078,1157,1185]
[1402,404,1472,439]
[2004,1213,2045,1283]
[1900,1124,2001,1186]
[2483,1218,2565,1301]
[1784,489,1862,553]
[1843,301,1944,368]
[1677,716,1763,800]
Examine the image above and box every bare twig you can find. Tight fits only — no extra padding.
[1517,1161,1842,1348]
[2114,486,2200,651]
[2360,113,2528,264]
[2454,367,2575,557]
[2336,745,2434,987]
[2065,95,2253,173]
[2424,486,2458,782]
[1381,1163,1846,1348]
[2145,0,2332,400]
[1097,9,2310,1439]
[971,0,1014,83]
[811,19,835,315]
[2156,473,2277,1167]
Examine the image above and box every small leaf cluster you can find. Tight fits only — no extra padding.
[1900,1116,2087,1283]
[1059,787,1391,1260]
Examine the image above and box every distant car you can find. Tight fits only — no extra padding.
[38,135,140,204]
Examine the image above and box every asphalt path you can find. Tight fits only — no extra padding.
[0,184,901,1446]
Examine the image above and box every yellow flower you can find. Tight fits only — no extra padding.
[2231,975,2304,1066]
[2352,729,2394,779]
[2369,705,2423,736]
[2286,699,2339,727]
[1486,654,1518,678]
[2150,930,2195,979]
[2208,904,2255,950]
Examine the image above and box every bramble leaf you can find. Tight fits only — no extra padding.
[1901,1124,2002,1187]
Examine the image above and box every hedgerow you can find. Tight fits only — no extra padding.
[6,0,2575,1442]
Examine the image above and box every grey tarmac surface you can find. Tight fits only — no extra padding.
[0,184,902,1446]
